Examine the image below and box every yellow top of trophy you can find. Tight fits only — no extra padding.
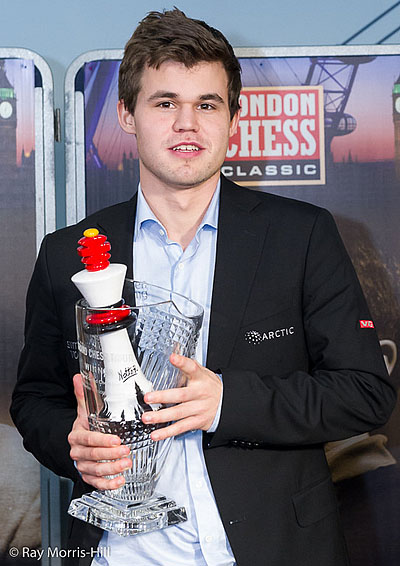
[83,228,99,238]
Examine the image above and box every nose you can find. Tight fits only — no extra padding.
[173,105,199,132]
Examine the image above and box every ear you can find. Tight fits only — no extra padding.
[117,100,136,134]
[229,108,241,138]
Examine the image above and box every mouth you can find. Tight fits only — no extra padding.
[170,143,204,154]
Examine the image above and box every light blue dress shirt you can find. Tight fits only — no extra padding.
[93,183,235,566]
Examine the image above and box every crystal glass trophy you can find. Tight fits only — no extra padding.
[67,230,203,536]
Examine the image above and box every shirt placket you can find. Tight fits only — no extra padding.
[139,213,234,565]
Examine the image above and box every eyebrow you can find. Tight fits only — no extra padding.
[148,91,178,101]
[147,91,225,104]
[199,93,225,104]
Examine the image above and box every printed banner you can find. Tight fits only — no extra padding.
[223,86,325,185]
[0,57,41,562]
[78,50,400,566]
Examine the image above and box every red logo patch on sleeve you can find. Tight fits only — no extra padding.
[359,320,374,329]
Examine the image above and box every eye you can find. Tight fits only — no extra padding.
[157,101,175,109]
[198,103,215,110]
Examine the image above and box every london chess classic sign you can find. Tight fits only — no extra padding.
[222,86,325,186]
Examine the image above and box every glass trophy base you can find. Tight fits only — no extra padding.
[68,492,187,536]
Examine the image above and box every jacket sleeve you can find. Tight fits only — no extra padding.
[10,235,80,481]
[210,209,397,448]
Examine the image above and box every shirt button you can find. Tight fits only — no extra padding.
[159,229,164,236]
[195,480,203,489]
[205,535,213,543]
[178,263,184,270]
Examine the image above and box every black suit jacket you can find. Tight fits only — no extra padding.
[11,176,396,566]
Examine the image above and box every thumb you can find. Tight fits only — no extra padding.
[73,373,87,417]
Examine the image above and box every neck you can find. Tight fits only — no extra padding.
[140,174,219,250]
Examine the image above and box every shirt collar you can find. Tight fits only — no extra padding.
[136,184,159,229]
[135,180,220,235]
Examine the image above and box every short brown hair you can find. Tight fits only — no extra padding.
[119,8,241,119]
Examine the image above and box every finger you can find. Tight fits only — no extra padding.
[142,401,198,426]
[73,373,87,417]
[81,472,127,491]
[144,386,192,406]
[169,353,199,376]
[68,427,122,450]
[69,441,130,463]
[151,417,201,441]
[76,456,132,478]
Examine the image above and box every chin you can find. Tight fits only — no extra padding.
[171,168,221,188]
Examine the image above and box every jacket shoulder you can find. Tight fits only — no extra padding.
[46,197,136,243]
[37,197,136,279]
[222,176,331,226]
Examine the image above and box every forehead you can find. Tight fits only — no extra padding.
[139,60,229,99]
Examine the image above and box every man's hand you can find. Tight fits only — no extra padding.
[68,374,132,490]
[142,353,222,441]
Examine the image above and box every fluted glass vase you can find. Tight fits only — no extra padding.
[68,280,203,536]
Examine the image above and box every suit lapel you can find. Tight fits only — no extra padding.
[207,178,270,370]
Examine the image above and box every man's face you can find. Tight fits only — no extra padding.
[118,60,239,191]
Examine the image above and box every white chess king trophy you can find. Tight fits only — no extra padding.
[68,229,203,536]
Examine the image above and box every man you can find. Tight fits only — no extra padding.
[11,8,396,566]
